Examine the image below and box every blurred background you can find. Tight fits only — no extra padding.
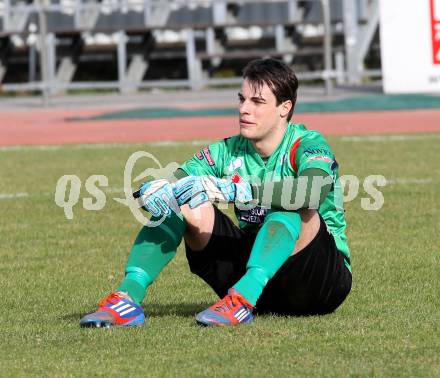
[0,0,384,99]
[0,6,439,374]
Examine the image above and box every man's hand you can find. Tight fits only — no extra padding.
[172,176,253,209]
[134,179,180,218]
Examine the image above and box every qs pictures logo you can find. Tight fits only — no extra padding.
[54,151,179,225]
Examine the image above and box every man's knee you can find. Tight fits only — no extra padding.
[180,202,215,251]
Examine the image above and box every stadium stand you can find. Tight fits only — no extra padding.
[0,0,380,95]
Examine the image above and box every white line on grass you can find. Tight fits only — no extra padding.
[2,135,440,152]
[387,178,433,185]
[0,187,124,202]
[0,187,124,201]
[0,192,29,199]
[0,145,63,152]
[0,178,435,201]
[0,140,212,153]
[103,187,124,193]
[341,134,440,142]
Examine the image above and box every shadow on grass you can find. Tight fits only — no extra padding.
[145,302,212,317]
[61,301,212,321]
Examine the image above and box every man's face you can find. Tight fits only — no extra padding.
[238,78,289,142]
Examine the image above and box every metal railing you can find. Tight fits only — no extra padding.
[0,0,381,102]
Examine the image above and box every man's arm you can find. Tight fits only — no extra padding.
[170,168,331,211]
[252,168,332,210]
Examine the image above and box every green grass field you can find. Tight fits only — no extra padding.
[1,134,439,377]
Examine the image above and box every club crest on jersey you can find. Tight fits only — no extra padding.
[196,147,215,166]
[227,157,243,173]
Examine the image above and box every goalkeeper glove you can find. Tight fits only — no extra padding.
[133,179,180,218]
[172,175,253,209]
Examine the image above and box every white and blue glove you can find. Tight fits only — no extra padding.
[133,179,180,218]
[172,175,254,209]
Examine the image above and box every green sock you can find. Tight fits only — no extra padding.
[233,212,301,306]
[118,213,186,304]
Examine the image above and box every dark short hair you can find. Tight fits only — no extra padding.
[242,58,299,121]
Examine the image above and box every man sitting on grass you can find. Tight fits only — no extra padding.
[80,58,352,327]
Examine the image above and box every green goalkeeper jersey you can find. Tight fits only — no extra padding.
[179,122,350,271]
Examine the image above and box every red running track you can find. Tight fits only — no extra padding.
[0,108,439,146]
